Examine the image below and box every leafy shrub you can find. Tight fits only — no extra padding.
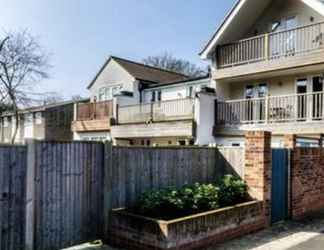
[218,175,248,207]
[133,175,248,220]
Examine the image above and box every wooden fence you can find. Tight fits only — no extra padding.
[28,141,105,250]
[0,141,244,250]
[105,145,244,209]
[0,145,27,250]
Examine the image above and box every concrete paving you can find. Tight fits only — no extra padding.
[209,211,324,250]
[64,211,324,250]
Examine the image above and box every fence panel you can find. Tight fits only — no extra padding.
[33,141,105,250]
[0,145,27,250]
[107,146,245,209]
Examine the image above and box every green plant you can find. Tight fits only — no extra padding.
[133,175,248,220]
[218,175,248,207]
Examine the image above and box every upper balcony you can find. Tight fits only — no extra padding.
[214,91,324,135]
[111,98,196,139]
[71,100,113,132]
[215,22,324,81]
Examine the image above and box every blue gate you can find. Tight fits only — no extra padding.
[271,149,289,224]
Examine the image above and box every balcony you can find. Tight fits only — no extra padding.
[215,22,324,80]
[111,98,195,139]
[117,98,195,124]
[72,100,113,132]
[215,92,324,135]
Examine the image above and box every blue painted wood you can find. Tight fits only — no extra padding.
[271,149,289,224]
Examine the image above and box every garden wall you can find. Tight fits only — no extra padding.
[291,147,324,219]
[108,201,265,250]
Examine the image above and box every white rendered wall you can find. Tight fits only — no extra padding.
[73,131,112,141]
[194,92,217,145]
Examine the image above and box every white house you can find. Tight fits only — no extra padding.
[200,0,324,147]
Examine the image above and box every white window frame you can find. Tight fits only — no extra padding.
[3,117,9,128]
[98,84,122,101]
[35,112,42,125]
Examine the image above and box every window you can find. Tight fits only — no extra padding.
[297,78,307,94]
[258,83,268,98]
[98,87,106,101]
[187,86,194,98]
[35,112,42,125]
[245,85,255,99]
[98,85,122,101]
[105,88,112,100]
[151,91,156,102]
[3,117,9,128]
[112,85,122,96]
[24,114,33,126]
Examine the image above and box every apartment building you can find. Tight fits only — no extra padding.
[112,76,216,146]
[200,0,324,147]
[72,56,217,146]
[0,101,74,144]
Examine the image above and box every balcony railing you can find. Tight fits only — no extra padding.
[216,92,324,126]
[76,100,113,121]
[117,98,195,124]
[217,22,324,68]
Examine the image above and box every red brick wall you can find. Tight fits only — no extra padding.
[245,131,272,225]
[291,148,324,219]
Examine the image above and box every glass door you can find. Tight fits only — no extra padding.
[296,78,307,120]
[312,76,324,120]
[285,16,297,55]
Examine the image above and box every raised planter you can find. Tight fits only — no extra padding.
[107,200,265,250]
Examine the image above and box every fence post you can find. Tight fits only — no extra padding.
[25,139,37,250]
[103,141,113,240]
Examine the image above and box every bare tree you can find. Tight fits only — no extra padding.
[0,30,50,143]
[143,52,207,78]
[42,92,65,105]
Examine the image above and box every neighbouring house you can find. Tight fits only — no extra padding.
[72,56,217,146]
[200,0,324,147]
[111,76,216,146]
[0,101,75,144]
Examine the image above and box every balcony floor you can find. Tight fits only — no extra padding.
[214,120,324,136]
[214,49,324,82]
[111,120,195,139]
[72,119,111,132]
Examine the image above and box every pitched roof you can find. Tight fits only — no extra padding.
[200,0,324,59]
[87,56,189,89]
[144,75,210,89]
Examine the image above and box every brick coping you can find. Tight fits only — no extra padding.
[111,200,261,225]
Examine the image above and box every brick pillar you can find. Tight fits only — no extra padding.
[245,131,272,225]
[284,134,296,149]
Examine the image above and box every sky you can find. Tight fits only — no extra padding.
[1,0,235,99]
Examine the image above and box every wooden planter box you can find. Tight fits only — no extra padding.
[107,201,265,250]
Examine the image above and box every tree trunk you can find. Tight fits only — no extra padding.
[10,98,19,144]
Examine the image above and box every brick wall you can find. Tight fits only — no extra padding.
[245,131,272,225]
[291,147,324,219]
[108,201,265,250]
